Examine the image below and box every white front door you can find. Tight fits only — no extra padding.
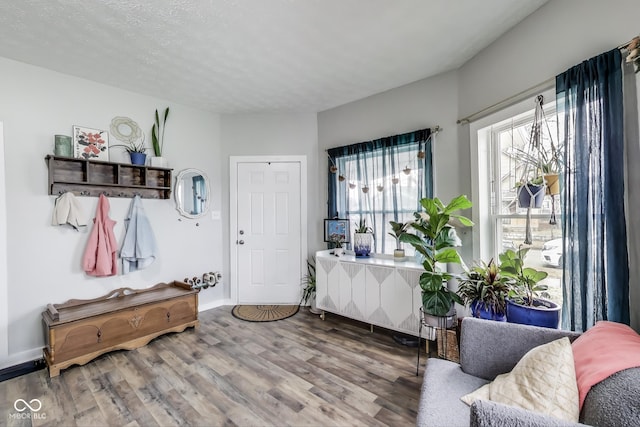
[233,159,304,304]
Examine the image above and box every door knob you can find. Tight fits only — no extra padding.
[238,240,245,245]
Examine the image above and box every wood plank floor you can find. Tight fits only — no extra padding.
[0,306,426,426]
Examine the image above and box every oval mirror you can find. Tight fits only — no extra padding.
[175,168,210,219]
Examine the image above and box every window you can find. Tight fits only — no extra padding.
[327,128,433,255]
[476,100,563,306]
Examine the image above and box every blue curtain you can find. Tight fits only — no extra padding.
[556,48,630,331]
[327,128,433,253]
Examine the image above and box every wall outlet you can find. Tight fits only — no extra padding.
[211,210,221,220]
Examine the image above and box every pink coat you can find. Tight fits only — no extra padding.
[82,194,117,276]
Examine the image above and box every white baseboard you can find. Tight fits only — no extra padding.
[0,347,42,370]
[198,299,233,313]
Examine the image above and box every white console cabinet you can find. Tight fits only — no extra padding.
[315,250,424,336]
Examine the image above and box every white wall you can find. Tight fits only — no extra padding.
[458,0,640,120]
[0,58,224,367]
[219,113,319,300]
[0,123,8,363]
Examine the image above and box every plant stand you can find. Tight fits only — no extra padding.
[416,307,458,375]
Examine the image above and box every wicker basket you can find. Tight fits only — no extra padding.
[437,328,459,363]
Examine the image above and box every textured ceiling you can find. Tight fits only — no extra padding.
[0,0,547,113]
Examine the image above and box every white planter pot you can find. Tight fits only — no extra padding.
[353,232,373,257]
[150,156,168,168]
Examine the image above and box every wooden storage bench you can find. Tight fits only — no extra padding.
[42,281,199,377]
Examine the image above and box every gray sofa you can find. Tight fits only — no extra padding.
[416,317,640,427]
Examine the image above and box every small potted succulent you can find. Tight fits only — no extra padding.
[112,140,148,165]
[388,220,411,261]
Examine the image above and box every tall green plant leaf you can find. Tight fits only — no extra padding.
[444,194,472,214]
[151,123,160,156]
[435,248,461,264]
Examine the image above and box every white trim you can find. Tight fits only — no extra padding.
[469,87,555,261]
[198,298,234,313]
[229,155,308,305]
[0,122,7,364]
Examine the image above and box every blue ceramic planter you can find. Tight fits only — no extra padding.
[470,301,506,322]
[506,298,560,329]
[517,184,544,208]
[129,152,147,165]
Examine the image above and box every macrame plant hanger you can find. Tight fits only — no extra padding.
[518,95,547,245]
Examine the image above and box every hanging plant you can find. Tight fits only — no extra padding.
[362,185,369,194]
[338,174,346,182]
[349,182,356,189]
[377,184,384,192]
[403,166,412,175]
[417,151,425,159]
[392,176,399,185]
[330,165,338,173]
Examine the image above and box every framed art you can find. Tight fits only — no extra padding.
[324,218,350,244]
[73,125,109,161]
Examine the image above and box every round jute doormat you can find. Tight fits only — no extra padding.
[231,305,299,322]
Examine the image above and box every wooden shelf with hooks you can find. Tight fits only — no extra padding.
[45,155,172,199]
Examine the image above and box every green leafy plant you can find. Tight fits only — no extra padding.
[112,140,147,153]
[151,107,170,157]
[329,235,344,248]
[354,218,373,233]
[388,220,411,250]
[499,248,549,306]
[457,259,510,316]
[300,257,316,305]
[400,195,473,316]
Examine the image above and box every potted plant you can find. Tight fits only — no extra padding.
[151,107,169,167]
[400,195,473,328]
[353,218,373,257]
[112,140,148,165]
[300,257,321,314]
[388,220,410,261]
[515,176,545,208]
[330,235,345,256]
[457,259,509,321]
[499,248,561,328]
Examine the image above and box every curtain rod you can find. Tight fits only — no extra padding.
[618,35,639,50]
[458,35,639,125]
[324,125,442,152]
[457,77,555,125]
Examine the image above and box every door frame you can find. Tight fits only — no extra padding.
[229,155,307,304]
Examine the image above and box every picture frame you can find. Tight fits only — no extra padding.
[73,125,109,161]
[324,218,350,244]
